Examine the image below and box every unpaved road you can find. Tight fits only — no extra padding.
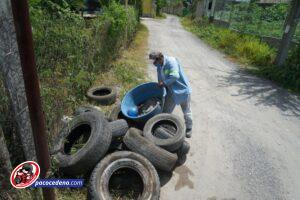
[142,15,300,200]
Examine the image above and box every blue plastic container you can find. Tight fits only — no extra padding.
[121,82,166,123]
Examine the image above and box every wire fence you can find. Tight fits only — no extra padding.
[210,0,299,43]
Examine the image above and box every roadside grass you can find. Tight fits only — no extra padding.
[1,189,34,200]
[91,23,149,114]
[1,3,148,200]
[156,13,167,19]
[2,11,149,200]
[57,188,87,200]
[181,17,300,92]
[55,24,149,199]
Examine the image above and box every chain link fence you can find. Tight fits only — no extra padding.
[207,0,299,45]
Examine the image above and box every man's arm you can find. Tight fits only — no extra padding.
[157,67,163,83]
[163,60,180,86]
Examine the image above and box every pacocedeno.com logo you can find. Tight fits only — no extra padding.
[10,161,40,189]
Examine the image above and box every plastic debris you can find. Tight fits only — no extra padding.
[138,97,161,116]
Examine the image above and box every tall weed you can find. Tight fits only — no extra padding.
[181,16,299,92]
[218,29,240,52]
[29,1,138,135]
[235,38,275,66]
[259,45,300,91]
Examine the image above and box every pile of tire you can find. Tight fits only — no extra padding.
[51,86,190,200]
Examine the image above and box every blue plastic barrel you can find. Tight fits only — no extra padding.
[121,82,166,123]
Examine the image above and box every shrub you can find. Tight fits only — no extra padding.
[29,1,138,133]
[182,16,299,92]
[235,38,275,66]
[183,17,275,66]
[262,3,289,22]
[218,29,240,52]
[260,45,300,91]
[156,0,167,15]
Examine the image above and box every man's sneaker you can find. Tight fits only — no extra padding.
[186,128,192,138]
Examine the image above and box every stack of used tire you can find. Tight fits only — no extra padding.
[51,86,190,200]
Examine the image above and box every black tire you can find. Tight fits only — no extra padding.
[88,151,160,200]
[176,154,187,166]
[108,138,124,152]
[108,103,125,122]
[109,119,129,138]
[123,128,178,172]
[52,112,112,175]
[153,127,175,139]
[154,127,190,155]
[73,105,111,121]
[87,86,117,105]
[143,113,185,152]
[177,140,190,156]
[73,105,102,116]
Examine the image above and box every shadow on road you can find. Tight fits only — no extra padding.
[217,68,300,117]
[174,165,194,191]
[157,164,195,190]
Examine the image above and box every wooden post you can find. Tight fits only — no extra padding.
[275,0,300,66]
[0,0,36,161]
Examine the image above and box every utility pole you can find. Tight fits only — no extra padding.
[275,0,300,66]
[10,0,55,199]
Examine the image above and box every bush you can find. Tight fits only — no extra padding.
[262,3,289,22]
[235,37,275,66]
[29,1,138,133]
[182,17,275,66]
[181,16,299,92]
[156,0,167,15]
[218,29,240,52]
[259,45,300,91]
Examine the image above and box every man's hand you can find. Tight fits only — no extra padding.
[159,81,164,87]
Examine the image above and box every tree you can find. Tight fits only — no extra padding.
[156,0,167,15]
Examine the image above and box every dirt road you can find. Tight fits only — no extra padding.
[142,15,300,200]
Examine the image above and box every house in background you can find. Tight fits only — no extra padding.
[142,0,156,17]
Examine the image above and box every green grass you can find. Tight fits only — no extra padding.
[53,24,148,199]
[213,3,299,42]
[181,17,300,92]
[92,23,149,114]
[155,13,167,19]
[57,188,87,200]
[1,2,148,199]
[55,23,149,200]
[181,17,276,66]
